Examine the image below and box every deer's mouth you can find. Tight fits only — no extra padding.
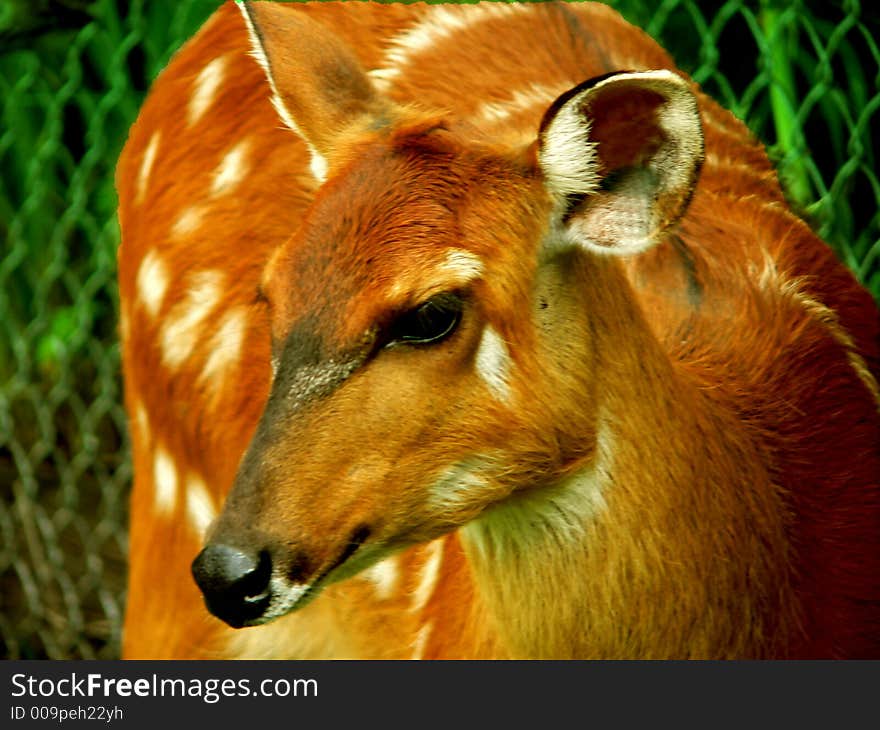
[245,525,374,626]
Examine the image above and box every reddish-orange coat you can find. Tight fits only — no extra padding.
[117,2,880,659]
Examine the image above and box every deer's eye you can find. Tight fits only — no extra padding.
[386,293,463,347]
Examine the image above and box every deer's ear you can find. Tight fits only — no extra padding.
[538,70,703,255]
[239,1,386,180]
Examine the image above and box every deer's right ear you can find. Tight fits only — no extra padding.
[238,1,386,180]
[538,70,704,256]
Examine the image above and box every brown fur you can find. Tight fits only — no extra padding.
[117,2,880,659]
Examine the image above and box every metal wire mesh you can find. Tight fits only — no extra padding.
[0,0,220,659]
[1,0,877,660]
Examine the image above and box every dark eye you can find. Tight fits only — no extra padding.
[386,293,463,347]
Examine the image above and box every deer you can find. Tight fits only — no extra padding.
[115,1,880,659]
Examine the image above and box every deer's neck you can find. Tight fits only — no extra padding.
[461,251,797,658]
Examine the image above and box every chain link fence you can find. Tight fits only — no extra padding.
[1,0,878,660]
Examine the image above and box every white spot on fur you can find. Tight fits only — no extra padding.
[475,326,512,401]
[135,131,160,204]
[133,401,149,445]
[136,249,170,318]
[369,3,527,90]
[199,306,248,391]
[212,138,251,196]
[171,205,205,238]
[477,81,569,124]
[412,540,443,613]
[153,446,178,514]
[362,555,402,600]
[308,151,328,183]
[411,621,432,660]
[440,249,484,284]
[428,457,493,512]
[704,150,757,178]
[185,473,216,538]
[188,56,227,127]
[160,270,225,369]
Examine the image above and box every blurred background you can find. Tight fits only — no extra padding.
[1,0,878,659]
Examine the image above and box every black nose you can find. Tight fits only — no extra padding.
[191,544,272,628]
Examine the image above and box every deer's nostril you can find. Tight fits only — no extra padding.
[191,544,273,627]
[238,550,272,599]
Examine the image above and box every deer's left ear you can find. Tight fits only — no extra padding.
[538,70,704,255]
[238,1,387,182]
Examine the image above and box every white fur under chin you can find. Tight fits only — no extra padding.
[463,416,612,559]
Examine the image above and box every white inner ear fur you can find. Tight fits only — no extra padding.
[538,94,600,199]
[539,70,702,256]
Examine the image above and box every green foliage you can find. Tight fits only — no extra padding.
[0,0,220,660]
